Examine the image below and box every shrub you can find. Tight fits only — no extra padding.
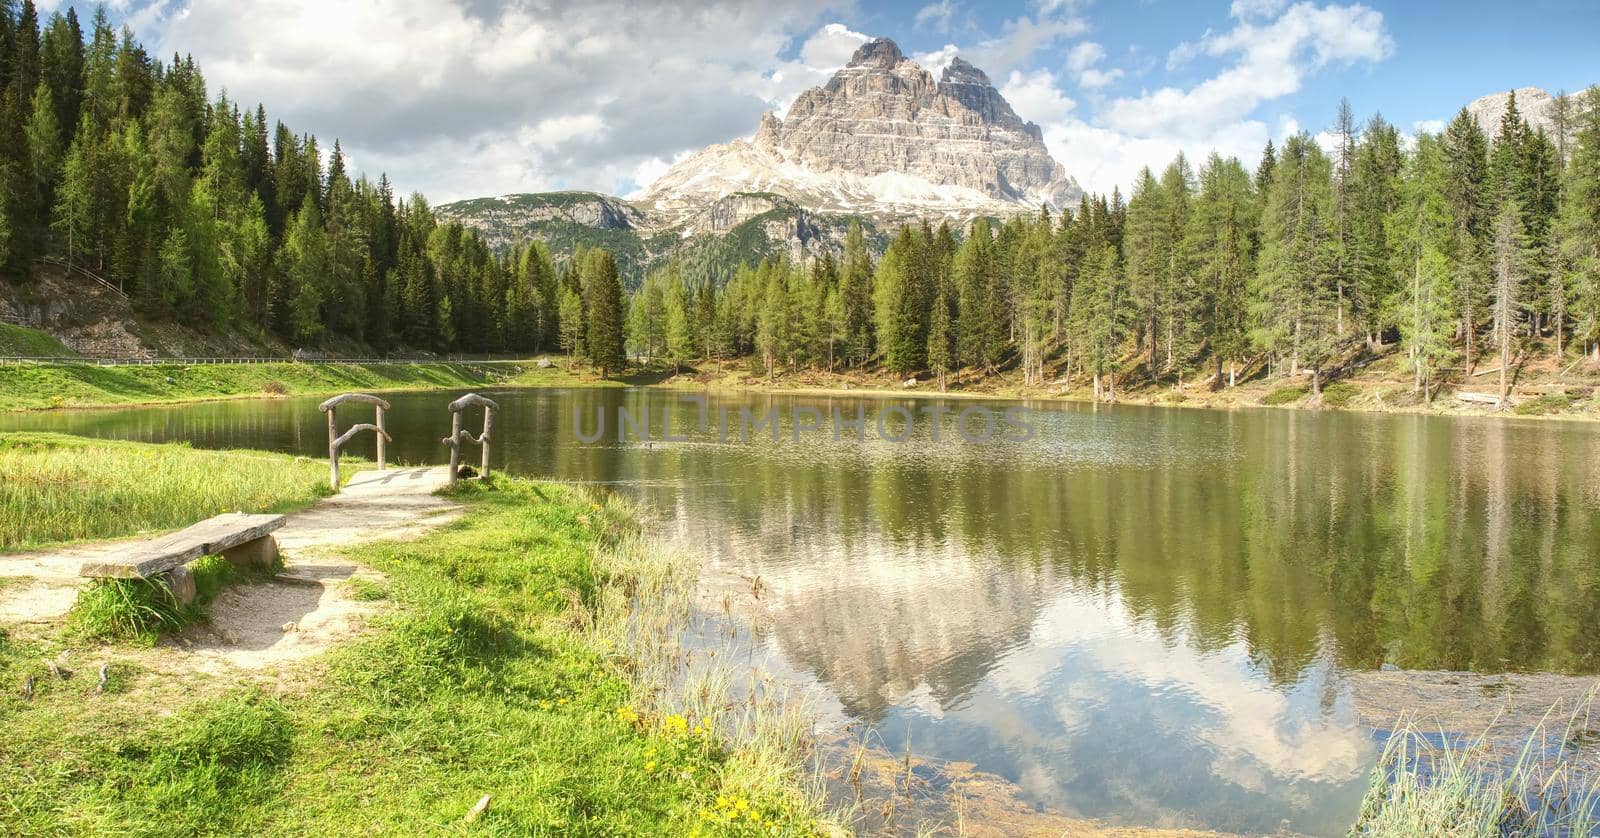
[1514,393,1573,416]
[262,379,288,395]
[1321,381,1359,408]
[1263,386,1308,406]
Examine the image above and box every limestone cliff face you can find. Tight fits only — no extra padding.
[1466,87,1561,140]
[639,38,1081,222]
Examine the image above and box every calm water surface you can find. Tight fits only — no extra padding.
[8,388,1600,835]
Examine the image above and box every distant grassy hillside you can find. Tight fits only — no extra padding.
[0,323,77,358]
[0,361,515,411]
[438,190,898,287]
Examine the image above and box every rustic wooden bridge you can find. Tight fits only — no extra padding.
[69,392,501,603]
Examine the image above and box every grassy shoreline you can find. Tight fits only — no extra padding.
[7,350,1598,423]
[0,360,525,412]
[0,436,826,834]
[646,357,1600,422]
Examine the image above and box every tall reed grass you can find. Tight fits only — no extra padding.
[586,494,833,831]
[0,432,332,551]
[1352,692,1600,836]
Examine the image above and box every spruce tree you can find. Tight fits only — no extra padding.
[1442,108,1491,372]
[1390,134,1456,396]
[583,249,626,378]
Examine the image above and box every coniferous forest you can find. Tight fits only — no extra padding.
[0,1,588,357]
[2,2,1599,400]
[626,91,1600,400]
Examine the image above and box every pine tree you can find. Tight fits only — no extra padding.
[1442,108,1491,372]
[275,203,328,343]
[663,268,693,372]
[927,289,953,390]
[1332,98,1357,336]
[1350,114,1403,345]
[1123,167,1169,380]
[1555,87,1600,362]
[1252,133,1337,393]
[1490,197,1530,402]
[1184,153,1256,387]
[51,133,89,268]
[839,220,874,366]
[1390,133,1456,396]
[583,249,626,378]
[955,218,1000,371]
[558,284,584,363]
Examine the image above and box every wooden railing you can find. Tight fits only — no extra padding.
[443,393,498,484]
[319,393,392,490]
[41,257,129,299]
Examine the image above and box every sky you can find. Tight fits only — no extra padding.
[61,0,1600,203]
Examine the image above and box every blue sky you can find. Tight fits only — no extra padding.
[855,0,1595,134]
[69,0,1600,201]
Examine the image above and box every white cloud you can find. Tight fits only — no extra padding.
[1001,69,1078,124]
[913,0,961,33]
[913,44,963,76]
[1104,2,1392,139]
[1412,118,1446,136]
[1066,41,1106,74]
[1078,67,1124,89]
[1063,41,1122,89]
[1230,0,1288,18]
[1019,2,1390,195]
[130,0,849,201]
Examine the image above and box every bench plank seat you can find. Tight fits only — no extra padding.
[79,513,287,579]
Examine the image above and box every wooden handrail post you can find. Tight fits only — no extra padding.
[319,393,394,491]
[447,410,463,481]
[443,393,499,484]
[325,405,339,489]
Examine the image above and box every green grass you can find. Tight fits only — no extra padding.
[1263,385,1309,405]
[0,322,77,357]
[1352,708,1600,836]
[1321,381,1360,408]
[0,433,333,551]
[67,553,281,644]
[0,476,824,834]
[0,360,512,411]
[1515,392,1574,416]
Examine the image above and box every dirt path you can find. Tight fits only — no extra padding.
[0,466,460,669]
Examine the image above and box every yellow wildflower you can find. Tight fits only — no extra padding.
[644,760,656,771]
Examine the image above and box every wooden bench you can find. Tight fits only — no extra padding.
[78,513,287,605]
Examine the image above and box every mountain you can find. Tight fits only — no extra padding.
[637,38,1080,222]
[1466,87,1561,139]
[437,38,1076,284]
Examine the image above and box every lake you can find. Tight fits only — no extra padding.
[7,387,1599,834]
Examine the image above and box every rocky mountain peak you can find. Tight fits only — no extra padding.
[847,37,906,69]
[639,36,1082,222]
[939,57,991,88]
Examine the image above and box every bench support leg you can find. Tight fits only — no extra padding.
[222,535,281,571]
[159,566,197,607]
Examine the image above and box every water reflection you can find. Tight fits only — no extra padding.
[7,390,1600,833]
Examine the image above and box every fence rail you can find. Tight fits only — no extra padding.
[0,355,530,367]
[40,257,129,299]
